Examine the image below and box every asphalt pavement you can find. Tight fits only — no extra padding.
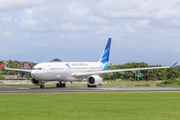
[0,86,180,93]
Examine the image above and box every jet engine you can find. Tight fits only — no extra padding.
[31,78,40,85]
[87,75,102,86]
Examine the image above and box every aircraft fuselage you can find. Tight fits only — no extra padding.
[31,62,104,82]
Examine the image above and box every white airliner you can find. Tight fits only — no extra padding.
[4,38,173,89]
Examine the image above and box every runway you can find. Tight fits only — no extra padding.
[0,86,180,93]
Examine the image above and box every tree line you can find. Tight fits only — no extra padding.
[102,62,180,81]
[0,60,180,81]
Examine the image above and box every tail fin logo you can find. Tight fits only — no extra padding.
[66,63,70,68]
[99,38,112,70]
[100,38,111,64]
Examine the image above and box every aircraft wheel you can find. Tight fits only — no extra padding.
[87,85,96,88]
[56,83,59,88]
[59,83,62,87]
[40,85,45,89]
[62,83,66,88]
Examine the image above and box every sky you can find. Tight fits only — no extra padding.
[0,0,180,65]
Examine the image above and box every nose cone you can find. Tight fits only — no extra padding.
[31,70,39,79]
[31,70,35,77]
[31,70,47,80]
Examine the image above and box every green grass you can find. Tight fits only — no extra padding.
[0,92,180,120]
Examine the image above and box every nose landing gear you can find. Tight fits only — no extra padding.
[40,85,45,89]
[39,81,46,89]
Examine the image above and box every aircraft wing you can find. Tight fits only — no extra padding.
[4,64,32,72]
[70,66,171,78]
[108,62,136,66]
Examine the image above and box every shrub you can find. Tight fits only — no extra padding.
[0,76,6,80]
[173,80,180,85]
[156,83,161,86]
[161,79,180,85]
[128,77,134,81]
[135,84,149,87]
[164,80,173,84]
[164,80,168,84]
[119,76,124,80]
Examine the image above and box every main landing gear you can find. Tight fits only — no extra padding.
[56,82,66,88]
[39,82,66,89]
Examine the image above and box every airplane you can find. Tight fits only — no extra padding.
[4,38,174,89]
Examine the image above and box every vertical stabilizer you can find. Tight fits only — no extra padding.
[99,38,112,70]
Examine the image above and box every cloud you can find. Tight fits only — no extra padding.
[125,22,135,33]
[22,9,38,26]
[0,0,46,12]
[2,31,11,36]
[0,0,180,64]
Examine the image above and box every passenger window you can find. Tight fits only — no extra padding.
[38,68,42,70]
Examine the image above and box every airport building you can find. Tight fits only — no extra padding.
[21,61,34,69]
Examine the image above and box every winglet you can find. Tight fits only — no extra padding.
[172,62,178,67]
[108,62,112,65]
[4,64,7,69]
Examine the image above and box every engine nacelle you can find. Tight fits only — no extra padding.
[31,78,40,85]
[87,75,102,85]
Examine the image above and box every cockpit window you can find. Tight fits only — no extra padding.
[33,68,42,70]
